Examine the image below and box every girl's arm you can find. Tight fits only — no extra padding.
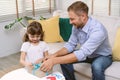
[20,51,26,66]
[44,51,49,57]
[20,51,33,67]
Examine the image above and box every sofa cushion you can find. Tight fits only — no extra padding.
[112,27,120,61]
[39,16,63,43]
[105,62,120,79]
[48,42,66,54]
[73,63,91,78]
[29,16,63,43]
[59,18,72,41]
[74,62,120,79]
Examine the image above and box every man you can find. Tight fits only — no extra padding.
[40,1,112,80]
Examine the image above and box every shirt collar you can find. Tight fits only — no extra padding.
[82,17,92,33]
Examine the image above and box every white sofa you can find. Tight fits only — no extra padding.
[48,11,120,80]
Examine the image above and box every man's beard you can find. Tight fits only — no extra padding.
[74,23,84,29]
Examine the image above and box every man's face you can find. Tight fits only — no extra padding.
[68,11,84,28]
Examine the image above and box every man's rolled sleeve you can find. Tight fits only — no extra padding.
[73,50,86,61]
[64,43,74,53]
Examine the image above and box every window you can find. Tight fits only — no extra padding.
[89,0,120,16]
[0,0,19,22]
[0,0,55,22]
[25,0,55,16]
[111,0,120,16]
[93,0,109,16]
[60,0,120,17]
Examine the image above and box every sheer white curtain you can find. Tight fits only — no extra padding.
[0,0,55,22]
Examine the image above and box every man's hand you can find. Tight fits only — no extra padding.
[40,59,54,72]
[42,54,56,62]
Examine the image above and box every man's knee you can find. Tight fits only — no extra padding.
[91,62,102,71]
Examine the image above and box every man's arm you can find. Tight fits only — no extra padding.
[40,52,78,72]
[53,47,69,57]
[53,53,78,64]
[43,47,69,62]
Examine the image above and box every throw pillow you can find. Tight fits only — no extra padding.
[112,27,120,61]
[29,16,63,43]
[59,18,72,41]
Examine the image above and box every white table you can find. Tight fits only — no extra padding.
[1,68,65,80]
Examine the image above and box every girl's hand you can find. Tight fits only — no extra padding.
[25,62,33,70]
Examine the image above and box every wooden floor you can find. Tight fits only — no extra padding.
[0,53,23,78]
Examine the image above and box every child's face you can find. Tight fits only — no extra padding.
[28,34,41,43]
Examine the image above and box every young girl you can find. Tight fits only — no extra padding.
[20,21,49,77]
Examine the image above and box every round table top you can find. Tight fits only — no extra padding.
[1,68,65,80]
